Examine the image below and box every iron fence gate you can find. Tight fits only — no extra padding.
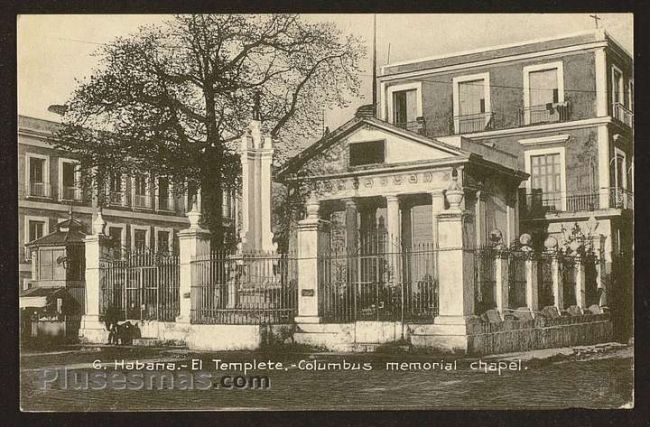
[538,254,555,308]
[100,251,180,321]
[508,251,528,309]
[318,242,438,323]
[561,255,577,307]
[190,251,298,325]
[474,247,497,314]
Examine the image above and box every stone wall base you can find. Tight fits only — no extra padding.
[295,314,613,355]
[78,315,109,344]
[80,315,612,355]
[79,318,294,351]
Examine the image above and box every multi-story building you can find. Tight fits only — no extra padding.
[18,115,239,290]
[376,29,633,260]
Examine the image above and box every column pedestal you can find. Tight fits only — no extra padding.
[79,217,112,343]
[295,200,324,324]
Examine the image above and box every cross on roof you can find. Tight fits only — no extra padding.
[589,13,602,29]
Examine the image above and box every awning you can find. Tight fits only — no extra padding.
[19,286,65,309]
[20,296,48,308]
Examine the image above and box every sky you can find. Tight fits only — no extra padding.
[18,13,633,130]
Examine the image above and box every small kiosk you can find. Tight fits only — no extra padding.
[21,215,87,341]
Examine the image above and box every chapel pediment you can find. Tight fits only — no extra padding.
[278,117,470,179]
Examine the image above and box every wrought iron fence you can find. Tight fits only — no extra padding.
[538,253,555,308]
[453,112,494,134]
[561,255,577,307]
[519,102,571,125]
[474,247,497,314]
[507,250,528,309]
[613,102,634,127]
[100,251,180,321]
[318,241,438,323]
[191,251,298,325]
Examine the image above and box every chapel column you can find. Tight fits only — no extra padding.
[386,195,402,285]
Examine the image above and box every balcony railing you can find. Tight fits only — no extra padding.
[452,112,494,134]
[612,102,634,128]
[394,118,426,135]
[133,194,151,209]
[60,185,82,201]
[26,182,51,198]
[158,196,173,211]
[520,191,600,218]
[608,187,634,210]
[519,101,571,126]
[107,191,124,206]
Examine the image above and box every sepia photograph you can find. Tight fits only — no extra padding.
[17,12,634,411]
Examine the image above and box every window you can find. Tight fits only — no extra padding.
[157,177,171,211]
[612,65,624,105]
[453,73,491,134]
[385,82,422,127]
[614,148,627,190]
[59,159,80,201]
[628,80,634,111]
[349,140,385,167]
[393,90,418,126]
[39,248,66,281]
[133,175,150,208]
[24,216,49,260]
[523,62,565,125]
[108,225,125,259]
[133,228,148,252]
[26,154,49,198]
[223,189,232,219]
[108,173,124,205]
[529,69,559,106]
[156,230,170,253]
[524,148,566,212]
[28,220,46,243]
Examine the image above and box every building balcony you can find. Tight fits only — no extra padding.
[26,182,51,199]
[394,101,574,139]
[157,196,175,212]
[519,101,571,126]
[394,118,427,135]
[452,112,494,134]
[520,188,633,219]
[133,194,152,209]
[612,102,634,128]
[608,187,633,210]
[107,191,125,207]
[59,185,82,202]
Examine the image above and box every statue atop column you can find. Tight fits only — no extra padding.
[239,93,276,253]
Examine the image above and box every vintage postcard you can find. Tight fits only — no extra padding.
[18,13,633,411]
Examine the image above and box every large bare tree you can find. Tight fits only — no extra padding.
[57,14,364,245]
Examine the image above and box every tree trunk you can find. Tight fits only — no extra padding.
[200,146,225,248]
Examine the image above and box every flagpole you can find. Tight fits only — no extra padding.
[372,14,377,112]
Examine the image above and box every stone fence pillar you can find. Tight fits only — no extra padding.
[551,253,563,311]
[494,250,509,318]
[295,198,324,324]
[525,252,539,314]
[176,202,211,324]
[574,254,586,309]
[434,186,475,322]
[79,210,112,342]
